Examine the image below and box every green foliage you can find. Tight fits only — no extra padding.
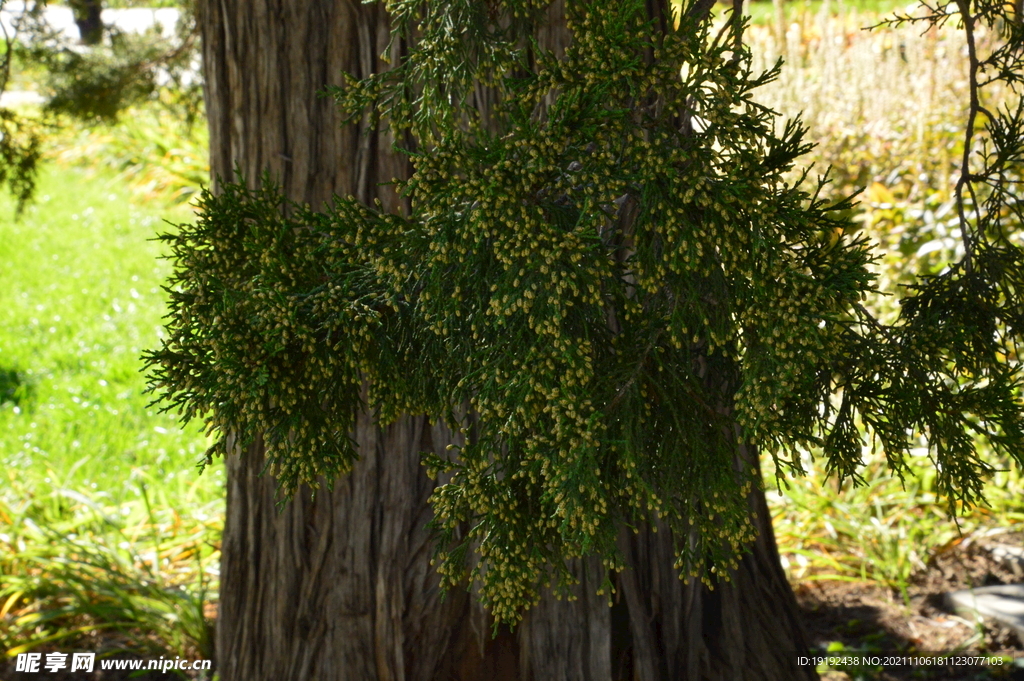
[147,0,1024,625]
[14,0,200,124]
[0,1,44,211]
[0,478,217,664]
[0,0,200,211]
[34,34,161,121]
[0,109,42,212]
[49,101,208,203]
[748,4,1024,596]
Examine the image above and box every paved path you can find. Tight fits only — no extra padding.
[0,90,43,107]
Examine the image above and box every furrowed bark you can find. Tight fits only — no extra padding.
[203,3,484,678]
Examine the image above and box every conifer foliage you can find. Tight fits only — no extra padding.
[146,0,1024,624]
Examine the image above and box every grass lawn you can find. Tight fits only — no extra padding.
[0,164,217,501]
[0,163,218,663]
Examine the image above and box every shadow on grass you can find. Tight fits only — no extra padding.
[0,365,31,406]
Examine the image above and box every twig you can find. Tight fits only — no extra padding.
[954,0,980,273]
[0,0,13,97]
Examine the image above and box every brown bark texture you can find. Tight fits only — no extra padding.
[201,1,817,679]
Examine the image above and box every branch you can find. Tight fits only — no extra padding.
[0,0,12,97]
[954,0,980,273]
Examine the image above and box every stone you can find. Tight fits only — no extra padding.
[989,544,1024,578]
[944,584,1024,637]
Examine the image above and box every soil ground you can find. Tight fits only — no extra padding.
[799,530,1024,680]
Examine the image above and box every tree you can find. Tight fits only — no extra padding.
[17,0,201,123]
[69,0,102,45]
[0,0,201,209]
[194,4,523,679]
[147,0,1024,679]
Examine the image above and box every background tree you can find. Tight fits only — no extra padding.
[147,0,1024,680]
[8,0,200,122]
[0,0,200,215]
[69,0,102,45]
[0,0,46,211]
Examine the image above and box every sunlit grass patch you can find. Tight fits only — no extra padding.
[768,449,1024,600]
[0,164,219,662]
[0,165,207,484]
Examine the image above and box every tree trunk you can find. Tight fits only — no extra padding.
[70,0,102,45]
[201,1,817,679]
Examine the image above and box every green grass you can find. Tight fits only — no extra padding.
[0,165,211,491]
[767,451,1024,599]
[0,163,218,664]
